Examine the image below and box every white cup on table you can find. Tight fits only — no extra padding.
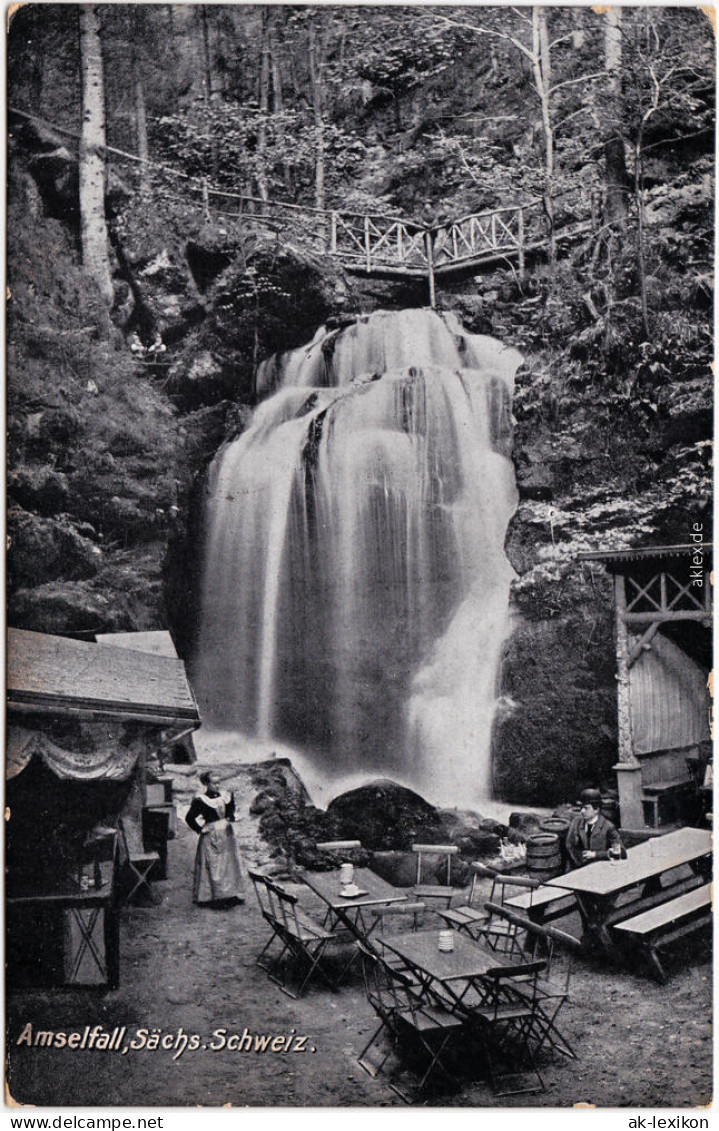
[340,863,354,887]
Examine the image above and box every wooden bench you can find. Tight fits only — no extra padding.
[505,885,577,926]
[641,778,694,829]
[612,885,712,982]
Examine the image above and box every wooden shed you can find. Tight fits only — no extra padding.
[6,628,201,988]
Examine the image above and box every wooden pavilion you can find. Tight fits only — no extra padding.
[578,545,712,833]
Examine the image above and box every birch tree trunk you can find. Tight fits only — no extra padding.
[271,31,293,195]
[532,7,555,270]
[78,4,113,308]
[132,9,150,197]
[308,23,326,219]
[256,9,271,212]
[604,7,629,223]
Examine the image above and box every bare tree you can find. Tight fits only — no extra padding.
[308,20,326,215]
[78,4,114,308]
[256,8,271,211]
[603,7,629,223]
[423,7,606,273]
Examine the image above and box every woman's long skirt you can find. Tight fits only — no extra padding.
[192,819,246,904]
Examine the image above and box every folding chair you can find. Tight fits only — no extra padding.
[435,861,497,938]
[248,869,337,998]
[118,817,161,906]
[249,868,286,971]
[412,844,460,908]
[369,901,427,936]
[484,901,578,1060]
[468,963,546,1096]
[436,864,538,954]
[357,941,465,1101]
[479,873,544,955]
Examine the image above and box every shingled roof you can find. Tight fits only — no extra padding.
[7,628,201,726]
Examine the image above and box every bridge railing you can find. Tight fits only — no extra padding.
[123,151,549,280]
[431,204,545,273]
[199,184,332,247]
[329,211,429,272]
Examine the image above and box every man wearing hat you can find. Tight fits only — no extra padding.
[566,789,626,868]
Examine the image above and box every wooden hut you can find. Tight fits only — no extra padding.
[6,628,201,988]
[578,545,712,833]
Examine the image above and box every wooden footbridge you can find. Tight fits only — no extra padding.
[10,106,588,305]
[198,182,559,304]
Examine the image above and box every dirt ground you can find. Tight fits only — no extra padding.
[5,763,713,1110]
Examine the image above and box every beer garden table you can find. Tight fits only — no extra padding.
[546,826,712,951]
[378,927,547,1015]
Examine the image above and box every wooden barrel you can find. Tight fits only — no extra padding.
[539,816,571,841]
[526,832,563,880]
[539,816,571,864]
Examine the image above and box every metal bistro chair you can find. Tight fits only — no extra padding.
[479,872,546,956]
[435,861,498,938]
[437,863,539,955]
[248,869,337,999]
[357,940,465,1101]
[412,844,460,909]
[484,901,578,1060]
[468,961,546,1097]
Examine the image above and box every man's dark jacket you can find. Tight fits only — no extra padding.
[566,813,626,868]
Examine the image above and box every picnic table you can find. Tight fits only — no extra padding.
[546,826,712,957]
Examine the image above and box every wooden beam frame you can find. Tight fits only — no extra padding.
[614,574,636,765]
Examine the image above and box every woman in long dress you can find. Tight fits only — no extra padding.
[185,771,246,906]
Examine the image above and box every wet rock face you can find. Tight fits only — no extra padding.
[7,509,102,588]
[492,598,621,807]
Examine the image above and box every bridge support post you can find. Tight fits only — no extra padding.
[518,208,525,280]
[425,230,436,309]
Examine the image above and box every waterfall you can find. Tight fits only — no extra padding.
[191,309,522,806]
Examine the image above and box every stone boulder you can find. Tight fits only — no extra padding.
[368,851,418,888]
[325,779,444,852]
[8,467,70,515]
[7,508,102,589]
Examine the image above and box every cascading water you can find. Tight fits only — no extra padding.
[191,309,522,806]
